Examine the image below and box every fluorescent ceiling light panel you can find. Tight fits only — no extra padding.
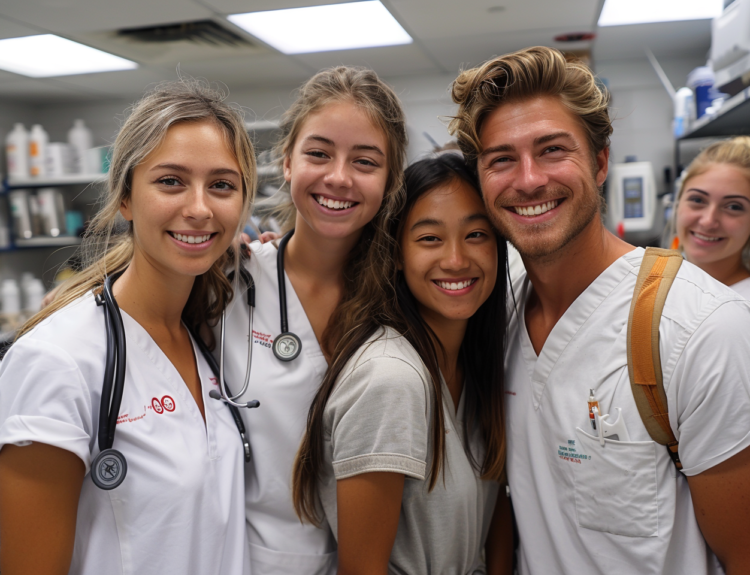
[228,1,412,54]
[598,0,723,26]
[0,34,137,78]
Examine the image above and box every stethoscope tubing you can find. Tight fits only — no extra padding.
[213,267,258,409]
[277,231,293,334]
[99,273,126,453]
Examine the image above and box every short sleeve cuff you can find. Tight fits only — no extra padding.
[681,429,750,476]
[333,452,426,480]
[0,415,92,473]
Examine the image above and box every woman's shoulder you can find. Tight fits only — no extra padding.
[245,239,278,269]
[326,327,433,428]
[353,326,425,367]
[338,326,430,391]
[19,291,106,366]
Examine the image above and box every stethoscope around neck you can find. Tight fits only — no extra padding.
[90,230,302,490]
[211,229,302,414]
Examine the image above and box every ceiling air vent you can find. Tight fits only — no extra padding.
[118,20,252,48]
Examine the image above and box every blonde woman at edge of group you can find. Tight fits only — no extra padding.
[0,81,256,574]
[217,66,407,574]
[292,153,513,575]
[669,136,750,299]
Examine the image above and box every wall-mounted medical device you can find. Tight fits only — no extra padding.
[607,161,657,234]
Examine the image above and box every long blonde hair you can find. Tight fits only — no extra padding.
[666,136,750,272]
[18,79,257,339]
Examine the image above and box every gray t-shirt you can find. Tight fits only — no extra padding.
[319,327,500,575]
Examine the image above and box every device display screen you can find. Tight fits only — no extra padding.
[623,177,644,218]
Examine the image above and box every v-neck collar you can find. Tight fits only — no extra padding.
[517,250,639,408]
[119,310,219,454]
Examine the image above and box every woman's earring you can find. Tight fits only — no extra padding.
[670,236,680,250]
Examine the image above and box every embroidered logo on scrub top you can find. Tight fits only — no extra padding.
[558,439,592,464]
[252,329,273,349]
[151,395,177,414]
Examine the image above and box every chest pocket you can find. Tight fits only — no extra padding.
[572,427,658,538]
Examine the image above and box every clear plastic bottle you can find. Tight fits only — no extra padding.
[67,119,93,174]
[5,123,29,178]
[29,124,49,178]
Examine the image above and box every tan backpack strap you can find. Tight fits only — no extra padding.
[627,247,683,471]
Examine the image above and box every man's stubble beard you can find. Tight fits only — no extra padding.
[488,182,602,262]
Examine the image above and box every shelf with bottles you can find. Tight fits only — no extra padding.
[678,86,750,141]
[0,183,95,252]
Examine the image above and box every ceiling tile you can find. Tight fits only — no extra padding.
[0,15,40,39]
[422,28,593,73]
[388,0,599,39]
[294,43,440,78]
[0,0,212,34]
[594,20,711,61]
[174,53,314,89]
[199,0,352,15]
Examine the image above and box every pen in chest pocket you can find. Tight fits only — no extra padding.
[588,389,599,432]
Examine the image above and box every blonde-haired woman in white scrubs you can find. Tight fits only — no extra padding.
[671,137,750,298]
[219,66,407,574]
[0,80,256,575]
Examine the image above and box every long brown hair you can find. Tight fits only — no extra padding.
[17,79,256,340]
[292,154,508,525]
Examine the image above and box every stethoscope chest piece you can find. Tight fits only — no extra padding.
[273,332,302,361]
[273,231,303,363]
[91,448,128,490]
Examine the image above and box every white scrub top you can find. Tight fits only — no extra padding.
[0,293,249,575]
[505,248,750,575]
[219,240,336,575]
[730,275,750,299]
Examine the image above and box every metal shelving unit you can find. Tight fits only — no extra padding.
[1,173,103,251]
[675,87,750,173]
[5,173,107,188]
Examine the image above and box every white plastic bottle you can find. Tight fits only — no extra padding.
[1,279,21,315]
[5,123,29,178]
[67,119,93,174]
[23,278,45,314]
[29,124,49,178]
[673,87,695,138]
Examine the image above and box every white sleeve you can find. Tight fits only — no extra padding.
[668,300,750,476]
[326,356,431,481]
[0,337,95,472]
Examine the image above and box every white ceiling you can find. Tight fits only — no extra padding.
[0,0,712,103]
